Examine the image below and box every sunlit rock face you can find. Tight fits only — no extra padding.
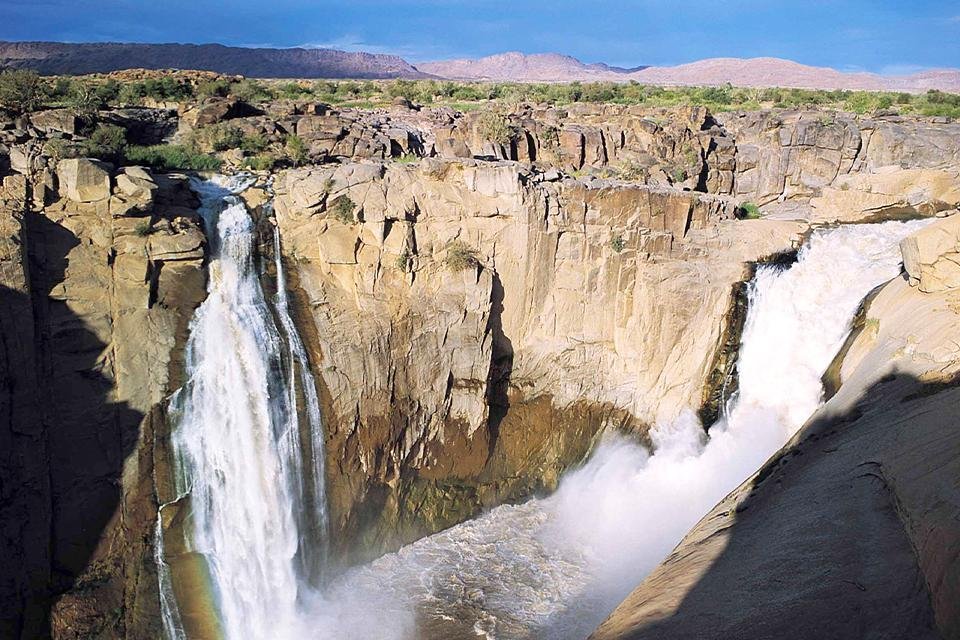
[270,158,814,559]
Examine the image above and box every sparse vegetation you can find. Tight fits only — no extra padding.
[243,154,276,171]
[0,69,45,113]
[284,134,309,166]
[124,144,222,171]
[395,249,412,271]
[80,124,127,163]
[240,133,269,154]
[134,220,153,237]
[43,138,78,163]
[12,73,960,119]
[476,110,515,146]
[329,195,356,224]
[445,240,478,271]
[737,202,762,219]
[610,235,626,253]
[670,167,689,183]
[193,123,244,152]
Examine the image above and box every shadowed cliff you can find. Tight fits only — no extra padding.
[0,270,144,638]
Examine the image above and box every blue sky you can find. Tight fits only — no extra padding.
[1,0,958,73]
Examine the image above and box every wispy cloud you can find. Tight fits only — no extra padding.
[949,15,960,24]
[292,34,456,61]
[879,63,930,77]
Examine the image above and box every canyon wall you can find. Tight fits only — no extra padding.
[591,218,960,640]
[0,97,957,636]
[0,148,208,638]
[271,159,804,558]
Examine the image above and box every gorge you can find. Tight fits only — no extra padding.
[0,72,959,640]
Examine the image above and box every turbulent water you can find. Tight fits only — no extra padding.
[158,176,328,639]
[310,219,930,640]
[158,177,927,640]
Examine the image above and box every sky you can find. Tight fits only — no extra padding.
[1,0,958,73]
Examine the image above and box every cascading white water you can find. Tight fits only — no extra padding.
[157,176,328,639]
[308,219,930,640]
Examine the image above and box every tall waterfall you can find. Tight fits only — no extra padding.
[311,219,930,640]
[157,176,328,639]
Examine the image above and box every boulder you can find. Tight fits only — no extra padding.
[436,136,472,159]
[115,166,157,202]
[29,109,78,135]
[57,158,112,203]
[901,213,960,292]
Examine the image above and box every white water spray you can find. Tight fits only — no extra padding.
[312,219,929,639]
[157,176,328,639]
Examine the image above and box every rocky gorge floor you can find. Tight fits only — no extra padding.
[0,82,958,639]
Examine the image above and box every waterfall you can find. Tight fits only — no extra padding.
[309,219,930,640]
[157,175,328,639]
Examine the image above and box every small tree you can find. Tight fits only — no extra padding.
[285,134,308,166]
[0,69,45,113]
[476,110,515,147]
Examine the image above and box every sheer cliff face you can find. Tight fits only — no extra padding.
[0,164,207,639]
[271,160,805,558]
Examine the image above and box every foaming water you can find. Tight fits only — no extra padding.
[158,176,328,639]
[312,219,929,640]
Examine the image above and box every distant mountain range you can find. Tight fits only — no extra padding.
[418,52,649,82]
[0,41,426,79]
[1,41,958,93]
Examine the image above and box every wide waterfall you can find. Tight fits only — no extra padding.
[157,176,328,639]
[310,219,930,640]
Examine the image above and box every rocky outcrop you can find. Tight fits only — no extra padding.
[0,157,207,639]
[272,159,806,559]
[901,212,960,292]
[591,233,960,640]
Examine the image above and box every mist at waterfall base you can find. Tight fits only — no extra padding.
[307,219,930,640]
[159,177,929,640]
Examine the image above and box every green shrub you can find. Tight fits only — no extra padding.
[196,79,232,98]
[124,144,222,171]
[610,235,625,253]
[243,154,276,171]
[737,202,762,219]
[670,167,688,183]
[395,249,412,271]
[230,79,273,103]
[65,80,106,118]
[476,110,515,146]
[81,124,127,163]
[43,138,79,163]
[329,195,355,224]
[194,123,244,152]
[240,133,269,154]
[134,220,153,237]
[284,134,309,166]
[445,240,478,271]
[0,69,45,113]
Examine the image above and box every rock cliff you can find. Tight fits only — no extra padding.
[0,146,207,638]
[0,93,958,637]
[590,218,960,640]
